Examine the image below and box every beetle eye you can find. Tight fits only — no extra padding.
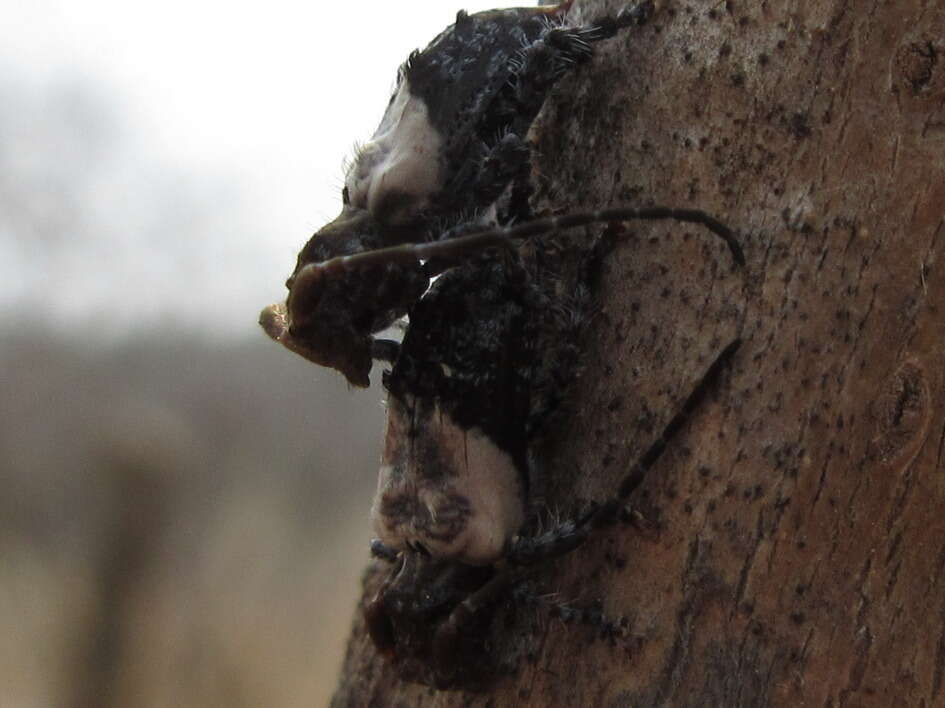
[342,186,350,205]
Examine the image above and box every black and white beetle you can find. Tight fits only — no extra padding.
[259,0,742,387]
[259,0,745,690]
[364,249,740,687]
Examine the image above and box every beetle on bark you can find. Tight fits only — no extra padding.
[259,0,741,386]
[259,0,744,690]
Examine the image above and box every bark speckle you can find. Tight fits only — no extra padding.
[869,359,931,467]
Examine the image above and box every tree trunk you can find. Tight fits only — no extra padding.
[332,0,945,705]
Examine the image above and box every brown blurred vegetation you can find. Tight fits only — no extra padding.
[0,326,382,707]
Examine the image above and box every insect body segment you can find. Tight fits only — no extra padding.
[367,331,741,688]
[372,258,536,565]
[260,1,657,386]
[372,393,526,565]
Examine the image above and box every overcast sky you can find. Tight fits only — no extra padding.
[0,0,507,340]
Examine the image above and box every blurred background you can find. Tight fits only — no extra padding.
[0,1,502,705]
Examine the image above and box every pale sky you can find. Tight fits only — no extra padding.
[0,0,508,339]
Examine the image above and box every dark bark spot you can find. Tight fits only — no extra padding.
[869,360,931,467]
[896,40,938,94]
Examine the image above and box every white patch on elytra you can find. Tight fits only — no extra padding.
[345,80,442,224]
[372,395,525,565]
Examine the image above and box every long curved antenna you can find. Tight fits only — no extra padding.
[297,206,745,282]
[507,338,741,565]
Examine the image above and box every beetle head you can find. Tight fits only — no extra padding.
[260,208,428,387]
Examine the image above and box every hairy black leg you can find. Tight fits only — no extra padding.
[506,338,741,566]
[512,586,630,642]
[593,1,654,40]
[463,132,533,213]
[303,206,745,281]
[430,569,518,684]
[511,28,591,113]
[509,2,651,129]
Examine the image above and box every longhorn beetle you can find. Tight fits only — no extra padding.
[260,0,745,690]
[259,0,743,386]
[363,242,741,687]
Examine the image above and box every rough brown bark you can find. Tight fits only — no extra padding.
[333,0,945,705]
